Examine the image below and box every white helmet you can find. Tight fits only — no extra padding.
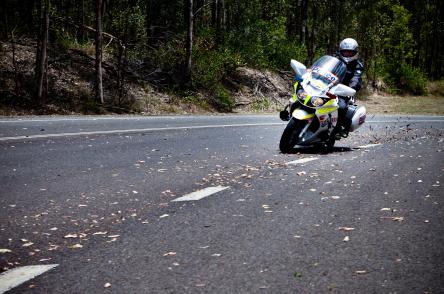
[339,38,359,63]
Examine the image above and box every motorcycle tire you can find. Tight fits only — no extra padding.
[279,119,307,153]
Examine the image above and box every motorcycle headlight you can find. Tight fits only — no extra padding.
[311,97,325,107]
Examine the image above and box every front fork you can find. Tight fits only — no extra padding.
[292,106,315,142]
[298,118,313,140]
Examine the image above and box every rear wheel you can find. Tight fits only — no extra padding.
[279,119,306,153]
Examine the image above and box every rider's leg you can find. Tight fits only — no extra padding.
[338,97,347,125]
[335,97,349,136]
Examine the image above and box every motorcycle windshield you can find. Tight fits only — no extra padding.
[306,56,346,93]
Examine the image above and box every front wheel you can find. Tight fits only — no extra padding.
[279,119,306,153]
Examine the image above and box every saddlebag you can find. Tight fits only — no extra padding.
[345,104,367,132]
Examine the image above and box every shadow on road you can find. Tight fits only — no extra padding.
[284,145,354,154]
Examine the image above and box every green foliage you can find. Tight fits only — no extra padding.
[54,30,79,50]
[384,3,416,64]
[377,2,426,95]
[211,84,235,112]
[384,62,427,95]
[54,30,95,54]
[154,38,186,74]
[361,1,426,95]
[228,17,307,70]
[109,4,146,42]
[192,47,240,89]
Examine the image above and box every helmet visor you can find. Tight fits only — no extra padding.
[340,50,357,58]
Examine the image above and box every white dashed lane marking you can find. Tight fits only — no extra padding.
[172,186,230,202]
[0,264,58,294]
[358,143,382,149]
[286,157,319,165]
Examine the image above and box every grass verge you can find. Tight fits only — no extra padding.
[361,94,444,115]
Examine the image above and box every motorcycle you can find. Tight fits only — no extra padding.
[279,55,366,153]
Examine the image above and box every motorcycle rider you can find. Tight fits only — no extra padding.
[280,38,364,137]
[334,38,364,137]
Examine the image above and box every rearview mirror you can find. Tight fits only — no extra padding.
[330,84,356,97]
[290,60,306,81]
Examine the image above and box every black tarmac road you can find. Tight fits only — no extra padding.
[0,114,443,293]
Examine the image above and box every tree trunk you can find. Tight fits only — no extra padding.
[95,0,104,104]
[211,0,218,28]
[215,0,225,45]
[286,0,299,40]
[78,0,86,42]
[10,30,19,96]
[184,0,193,85]
[117,7,130,106]
[146,0,154,45]
[36,0,49,104]
[300,0,308,45]
[307,1,316,65]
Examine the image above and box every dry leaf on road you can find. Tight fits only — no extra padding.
[64,234,78,238]
[338,227,355,232]
[69,244,83,249]
[380,216,404,222]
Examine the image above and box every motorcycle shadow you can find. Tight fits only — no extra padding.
[285,145,354,154]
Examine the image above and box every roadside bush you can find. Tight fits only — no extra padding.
[192,48,240,89]
[210,84,235,112]
[384,62,427,95]
[153,38,186,75]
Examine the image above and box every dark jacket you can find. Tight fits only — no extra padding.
[335,53,364,92]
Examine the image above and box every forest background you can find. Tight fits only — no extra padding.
[0,0,443,114]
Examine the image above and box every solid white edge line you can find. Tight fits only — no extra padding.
[0,114,280,123]
[1,117,443,124]
[0,264,58,294]
[1,118,443,142]
[172,186,230,202]
[0,123,283,141]
[286,157,319,165]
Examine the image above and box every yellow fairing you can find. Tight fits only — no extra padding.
[291,82,299,102]
[292,108,315,120]
[316,99,338,115]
